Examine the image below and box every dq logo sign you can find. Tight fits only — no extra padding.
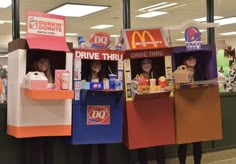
[87,105,110,125]
[89,32,111,49]
[125,29,166,50]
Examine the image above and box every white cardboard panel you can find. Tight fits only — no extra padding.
[8,49,27,83]
[8,49,72,128]
[66,52,73,89]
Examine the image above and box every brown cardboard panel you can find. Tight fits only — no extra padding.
[174,86,222,144]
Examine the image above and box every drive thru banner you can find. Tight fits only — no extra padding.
[26,10,69,52]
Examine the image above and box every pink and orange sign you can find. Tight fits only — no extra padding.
[87,105,110,125]
[26,10,69,52]
[123,29,167,50]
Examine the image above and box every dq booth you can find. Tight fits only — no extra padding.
[122,28,176,149]
[67,34,125,144]
[7,11,74,138]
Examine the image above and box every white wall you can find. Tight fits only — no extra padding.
[0,57,7,66]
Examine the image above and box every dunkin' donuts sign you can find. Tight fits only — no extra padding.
[27,11,65,37]
[87,105,110,125]
[124,29,167,50]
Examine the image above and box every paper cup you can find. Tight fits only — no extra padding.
[61,73,70,90]
[109,74,116,89]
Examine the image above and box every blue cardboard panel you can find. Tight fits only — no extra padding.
[68,90,124,144]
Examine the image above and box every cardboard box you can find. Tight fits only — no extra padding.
[24,71,48,90]
[54,70,70,90]
[81,82,104,90]
[172,65,193,83]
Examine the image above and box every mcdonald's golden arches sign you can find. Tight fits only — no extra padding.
[123,28,167,50]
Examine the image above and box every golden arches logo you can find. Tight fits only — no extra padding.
[131,31,158,48]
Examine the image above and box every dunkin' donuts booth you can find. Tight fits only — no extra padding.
[7,11,74,138]
[67,33,125,144]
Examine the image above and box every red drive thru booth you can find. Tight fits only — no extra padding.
[122,28,175,149]
[7,11,73,138]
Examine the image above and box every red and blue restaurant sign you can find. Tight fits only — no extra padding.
[185,26,202,50]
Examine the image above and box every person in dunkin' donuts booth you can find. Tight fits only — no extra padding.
[29,54,55,164]
[32,54,54,83]
[133,58,166,164]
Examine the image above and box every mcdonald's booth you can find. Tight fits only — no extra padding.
[172,44,222,144]
[67,48,125,144]
[7,11,74,138]
[122,28,176,149]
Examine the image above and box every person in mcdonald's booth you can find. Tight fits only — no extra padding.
[133,58,166,164]
[29,54,55,164]
[82,60,108,164]
[177,55,206,164]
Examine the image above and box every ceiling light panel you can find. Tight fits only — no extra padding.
[48,4,109,17]
[194,16,223,22]
[219,31,236,36]
[136,11,167,18]
[148,3,178,11]
[138,2,168,11]
[110,35,120,38]
[0,0,11,8]
[176,38,185,42]
[90,24,114,29]
[215,17,236,26]
[66,33,78,36]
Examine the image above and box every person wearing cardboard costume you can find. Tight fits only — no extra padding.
[29,55,55,164]
[134,58,166,164]
[177,55,206,164]
[82,60,108,164]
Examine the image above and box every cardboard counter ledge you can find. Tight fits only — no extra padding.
[172,44,222,144]
[66,48,124,144]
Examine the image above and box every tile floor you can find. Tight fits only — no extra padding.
[145,148,236,164]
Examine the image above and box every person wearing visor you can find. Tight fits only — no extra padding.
[134,58,166,164]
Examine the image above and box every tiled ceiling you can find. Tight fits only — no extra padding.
[0,0,236,43]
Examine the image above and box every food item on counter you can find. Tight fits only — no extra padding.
[137,85,150,93]
[158,76,167,87]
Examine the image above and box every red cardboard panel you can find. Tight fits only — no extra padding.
[27,38,69,52]
[124,93,175,149]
